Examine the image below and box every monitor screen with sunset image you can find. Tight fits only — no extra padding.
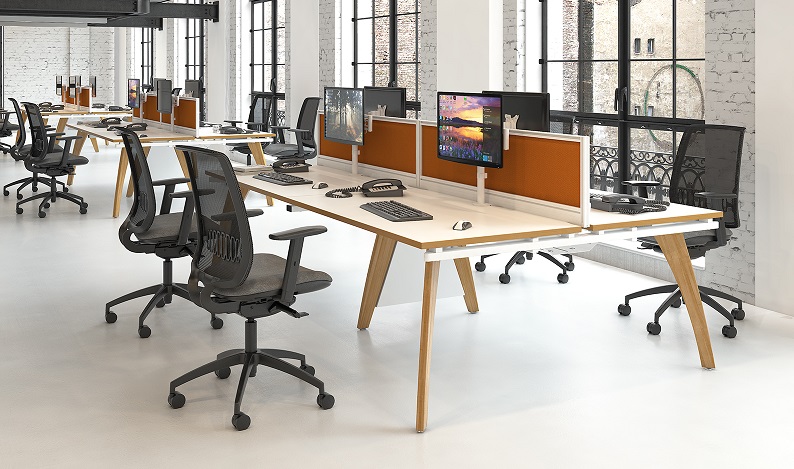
[324,87,364,146]
[437,92,503,168]
[128,79,140,109]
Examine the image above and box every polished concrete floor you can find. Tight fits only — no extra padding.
[1,141,793,468]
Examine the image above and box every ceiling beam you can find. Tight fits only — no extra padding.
[0,0,149,18]
[147,2,219,21]
[88,16,163,30]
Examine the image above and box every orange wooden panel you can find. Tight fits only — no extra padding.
[173,99,198,129]
[319,119,353,161]
[61,87,68,102]
[358,120,416,173]
[487,136,581,207]
[421,125,476,186]
[133,107,140,118]
[142,96,159,120]
[79,88,91,105]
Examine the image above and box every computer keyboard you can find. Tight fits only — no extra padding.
[360,200,433,222]
[253,172,312,186]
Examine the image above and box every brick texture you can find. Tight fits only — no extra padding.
[420,0,437,121]
[318,0,337,94]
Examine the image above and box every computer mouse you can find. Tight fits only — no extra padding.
[312,182,328,189]
[453,220,472,231]
[139,134,148,138]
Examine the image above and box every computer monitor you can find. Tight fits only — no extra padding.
[185,79,201,99]
[89,76,97,98]
[157,79,173,114]
[483,91,550,132]
[68,76,77,98]
[437,92,503,168]
[323,87,364,146]
[55,76,63,96]
[363,87,407,118]
[127,79,141,109]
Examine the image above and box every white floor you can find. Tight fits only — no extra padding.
[2,140,794,468]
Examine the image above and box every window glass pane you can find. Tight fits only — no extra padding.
[547,0,618,61]
[676,61,706,120]
[253,30,264,64]
[397,63,417,100]
[630,0,672,59]
[677,0,704,58]
[263,67,272,92]
[253,65,264,92]
[253,3,263,30]
[264,2,272,28]
[276,28,286,64]
[276,0,286,27]
[264,33,273,64]
[357,0,373,18]
[630,60,673,118]
[397,0,418,14]
[586,123,620,192]
[396,14,417,62]
[357,64,373,87]
[374,64,390,87]
[374,0,390,16]
[630,127,675,201]
[374,17,390,62]
[357,19,373,62]
[276,65,286,93]
[547,61,618,114]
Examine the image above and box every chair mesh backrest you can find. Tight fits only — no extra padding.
[670,124,745,229]
[9,98,26,150]
[248,92,274,130]
[295,97,321,149]
[119,129,157,235]
[178,145,254,290]
[22,102,50,162]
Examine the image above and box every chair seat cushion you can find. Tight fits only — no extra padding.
[638,229,730,256]
[215,253,332,300]
[135,212,197,242]
[263,143,299,158]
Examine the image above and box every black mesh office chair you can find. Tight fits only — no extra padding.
[104,129,223,338]
[617,124,746,338]
[226,92,276,164]
[0,107,20,147]
[474,112,577,284]
[167,145,334,431]
[264,97,321,160]
[17,102,87,218]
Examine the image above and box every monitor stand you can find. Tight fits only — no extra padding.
[351,145,359,175]
[475,167,490,206]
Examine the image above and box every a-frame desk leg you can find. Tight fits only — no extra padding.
[357,235,398,329]
[453,257,479,313]
[656,233,716,369]
[126,147,150,197]
[113,147,129,218]
[248,141,274,207]
[66,130,89,186]
[416,260,440,432]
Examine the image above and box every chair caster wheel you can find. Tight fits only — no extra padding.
[499,273,511,284]
[232,412,251,431]
[43,203,50,209]
[2,190,8,196]
[105,311,117,323]
[647,322,661,335]
[32,186,38,192]
[210,316,224,329]
[671,298,682,308]
[474,262,486,272]
[557,273,569,284]
[63,187,69,193]
[215,368,231,379]
[16,193,22,200]
[81,202,88,208]
[300,364,315,376]
[16,207,22,214]
[317,393,335,410]
[138,325,151,338]
[515,255,526,265]
[155,299,166,308]
[564,261,575,271]
[79,207,87,214]
[722,325,737,338]
[618,304,631,316]
[168,391,185,409]
[38,211,46,218]
[732,308,745,320]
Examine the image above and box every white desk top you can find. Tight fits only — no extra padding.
[66,122,274,145]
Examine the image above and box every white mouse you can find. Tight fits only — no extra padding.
[452,220,472,231]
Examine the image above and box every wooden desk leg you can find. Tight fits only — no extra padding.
[656,233,716,369]
[126,146,150,197]
[90,138,99,152]
[66,130,89,186]
[56,118,67,134]
[453,257,480,313]
[247,142,274,206]
[357,235,398,329]
[16,112,27,141]
[416,260,440,433]
[113,148,129,218]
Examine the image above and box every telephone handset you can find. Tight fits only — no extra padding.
[220,125,246,135]
[273,158,311,173]
[126,122,148,131]
[100,117,122,127]
[361,178,405,197]
[590,193,667,214]
[38,102,53,108]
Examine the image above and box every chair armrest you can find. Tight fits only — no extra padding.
[286,129,312,156]
[48,132,67,137]
[55,135,82,141]
[210,209,264,222]
[54,136,83,165]
[269,225,327,241]
[152,177,190,186]
[694,192,738,201]
[159,179,191,214]
[224,119,243,126]
[170,190,193,198]
[270,125,290,130]
[270,125,290,143]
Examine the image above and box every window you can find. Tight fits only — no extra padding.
[351,0,421,117]
[134,27,155,87]
[541,0,705,200]
[183,0,206,120]
[250,0,285,125]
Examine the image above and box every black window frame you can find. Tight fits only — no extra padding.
[352,0,421,115]
[184,0,206,121]
[250,0,285,125]
[540,0,705,195]
[141,27,155,87]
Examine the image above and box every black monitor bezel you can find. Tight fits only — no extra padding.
[127,78,141,109]
[56,76,63,96]
[482,90,551,132]
[157,79,173,114]
[437,91,504,169]
[89,76,97,98]
[363,86,407,118]
[323,86,365,146]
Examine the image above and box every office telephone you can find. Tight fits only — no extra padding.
[38,102,53,108]
[108,105,129,112]
[99,117,123,127]
[220,125,247,135]
[50,104,64,110]
[273,158,311,173]
[590,193,668,214]
[125,122,148,131]
[92,103,105,109]
[325,178,406,198]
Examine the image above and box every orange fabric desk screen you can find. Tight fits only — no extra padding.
[319,117,417,174]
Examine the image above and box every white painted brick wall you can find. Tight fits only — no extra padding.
[318,0,336,94]
[420,0,437,121]
[89,28,116,105]
[503,0,519,91]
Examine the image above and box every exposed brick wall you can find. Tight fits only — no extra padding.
[88,28,115,105]
[504,0,520,91]
[318,0,337,94]
[420,0,437,121]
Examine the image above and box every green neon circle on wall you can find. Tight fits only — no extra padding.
[642,63,705,146]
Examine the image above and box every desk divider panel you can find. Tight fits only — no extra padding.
[318,117,417,174]
[78,87,92,109]
[318,120,353,160]
[172,98,199,129]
